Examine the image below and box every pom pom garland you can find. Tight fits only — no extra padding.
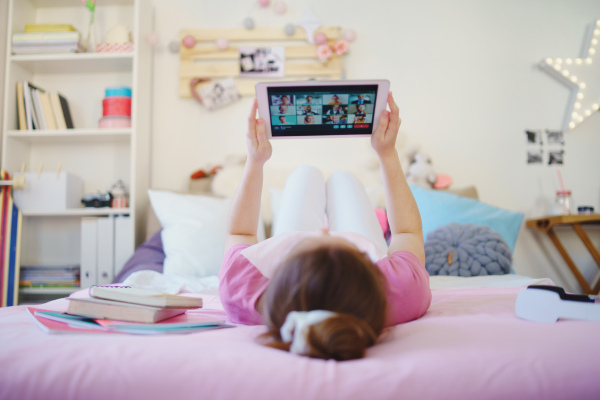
[216,37,229,50]
[182,35,196,49]
[314,32,328,45]
[274,1,287,15]
[343,29,357,42]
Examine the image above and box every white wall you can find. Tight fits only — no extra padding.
[149,0,600,293]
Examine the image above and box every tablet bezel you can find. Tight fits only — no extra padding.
[255,80,390,139]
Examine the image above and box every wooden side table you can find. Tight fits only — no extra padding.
[526,214,600,295]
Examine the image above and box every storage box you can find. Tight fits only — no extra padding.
[13,172,83,211]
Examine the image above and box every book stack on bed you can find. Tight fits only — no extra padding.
[11,24,83,54]
[27,286,228,335]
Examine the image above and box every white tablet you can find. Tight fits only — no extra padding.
[255,80,390,138]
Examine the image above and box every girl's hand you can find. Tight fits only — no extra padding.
[371,92,401,158]
[247,99,272,165]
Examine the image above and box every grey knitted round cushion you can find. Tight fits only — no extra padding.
[424,223,512,276]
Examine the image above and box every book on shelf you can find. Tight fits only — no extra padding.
[16,81,74,130]
[49,92,73,130]
[25,24,77,33]
[19,265,80,288]
[39,91,58,129]
[67,297,190,323]
[88,286,204,308]
[19,264,80,288]
[16,82,26,130]
[31,87,45,129]
[11,31,82,54]
[28,307,228,335]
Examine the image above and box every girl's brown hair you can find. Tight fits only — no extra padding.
[259,245,388,361]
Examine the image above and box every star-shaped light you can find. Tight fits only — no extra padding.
[539,19,600,131]
[297,8,322,44]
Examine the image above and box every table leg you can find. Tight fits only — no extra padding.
[546,228,593,294]
[572,224,600,294]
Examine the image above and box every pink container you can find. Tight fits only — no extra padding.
[99,116,131,129]
[103,96,131,116]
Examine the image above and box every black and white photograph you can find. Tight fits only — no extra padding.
[545,129,564,145]
[527,150,543,164]
[239,47,285,78]
[525,129,542,145]
[548,150,564,165]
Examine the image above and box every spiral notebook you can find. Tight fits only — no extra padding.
[87,285,204,309]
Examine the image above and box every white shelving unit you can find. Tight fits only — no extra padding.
[1,0,153,304]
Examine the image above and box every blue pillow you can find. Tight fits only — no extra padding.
[409,184,524,253]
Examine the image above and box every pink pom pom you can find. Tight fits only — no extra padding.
[273,1,287,14]
[145,32,159,47]
[343,29,357,42]
[314,32,328,45]
[258,0,270,7]
[182,35,196,49]
[216,37,229,50]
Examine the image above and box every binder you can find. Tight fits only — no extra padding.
[113,216,133,278]
[0,170,22,307]
[80,217,98,288]
[96,217,115,285]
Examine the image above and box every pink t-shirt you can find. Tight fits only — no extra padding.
[218,242,432,327]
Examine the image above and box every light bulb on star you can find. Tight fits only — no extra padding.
[540,19,600,131]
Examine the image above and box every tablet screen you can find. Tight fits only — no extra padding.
[267,84,378,137]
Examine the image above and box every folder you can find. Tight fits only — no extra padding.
[113,216,133,279]
[80,218,98,288]
[96,217,115,285]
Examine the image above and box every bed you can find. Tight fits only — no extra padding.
[1,275,599,399]
[1,172,599,399]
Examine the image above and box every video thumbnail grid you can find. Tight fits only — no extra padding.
[269,93,375,126]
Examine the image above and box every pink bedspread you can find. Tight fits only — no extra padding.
[1,286,599,400]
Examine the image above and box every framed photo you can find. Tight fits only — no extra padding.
[240,47,285,78]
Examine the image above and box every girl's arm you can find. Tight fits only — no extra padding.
[371,93,425,264]
[225,99,272,251]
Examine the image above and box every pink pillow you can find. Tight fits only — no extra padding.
[375,208,389,236]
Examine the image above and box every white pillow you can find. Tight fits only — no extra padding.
[148,190,265,280]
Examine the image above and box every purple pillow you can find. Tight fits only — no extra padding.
[113,230,165,283]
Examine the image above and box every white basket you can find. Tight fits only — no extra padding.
[13,172,83,211]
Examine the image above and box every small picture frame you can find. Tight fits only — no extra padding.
[548,150,564,165]
[527,150,543,164]
[239,47,285,78]
[545,129,564,145]
[525,130,543,145]
[194,78,240,110]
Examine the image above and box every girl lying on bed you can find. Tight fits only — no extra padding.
[219,93,431,361]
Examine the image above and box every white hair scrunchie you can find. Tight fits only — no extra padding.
[280,310,337,355]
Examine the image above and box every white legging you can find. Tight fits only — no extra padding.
[272,165,388,253]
